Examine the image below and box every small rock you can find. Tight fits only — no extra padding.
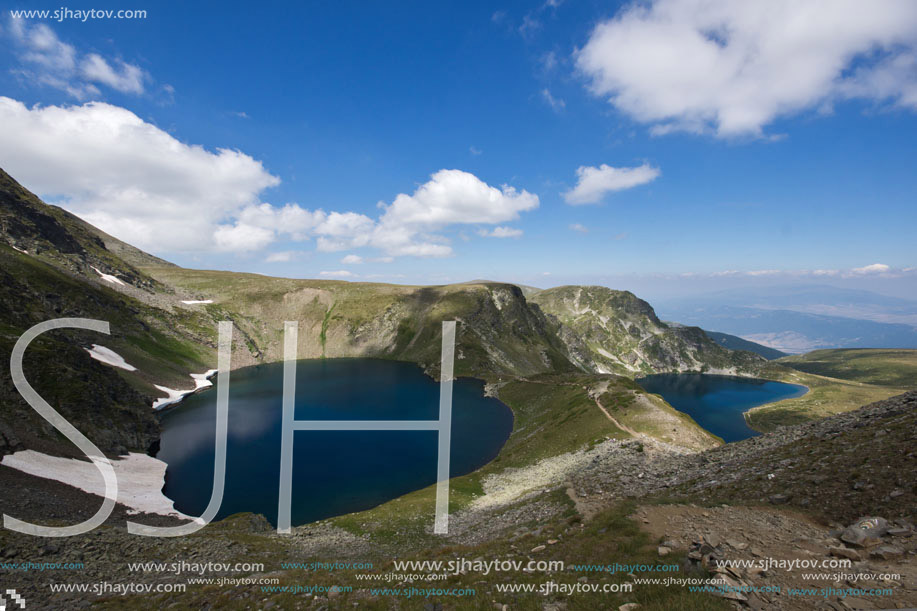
[746,593,768,610]
[747,566,768,578]
[840,523,884,548]
[870,545,903,561]
[768,494,790,505]
[828,546,861,561]
[725,539,747,550]
[618,604,641,611]
[850,517,889,537]
[840,526,866,546]
[657,546,671,557]
[248,513,273,533]
[531,545,546,553]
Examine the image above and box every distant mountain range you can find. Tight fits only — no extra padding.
[695,330,787,360]
[656,287,917,353]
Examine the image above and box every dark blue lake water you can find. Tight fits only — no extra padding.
[157,359,513,526]
[636,374,807,443]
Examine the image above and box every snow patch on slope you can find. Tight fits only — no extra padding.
[152,369,218,410]
[85,344,137,371]
[0,450,199,521]
[91,266,126,286]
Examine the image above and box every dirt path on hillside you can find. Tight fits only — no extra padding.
[592,396,641,437]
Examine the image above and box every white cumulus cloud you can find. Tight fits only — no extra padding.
[79,54,147,95]
[564,163,660,204]
[8,19,149,98]
[365,169,538,256]
[203,170,537,258]
[0,98,539,260]
[0,97,280,252]
[576,0,917,137]
[477,226,523,238]
[213,223,275,252]
[380,169,538,228]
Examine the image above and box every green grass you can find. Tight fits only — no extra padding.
[778,348,917,389]
[493,374,631,467]
[324,374,632,547]
[325,372,723,549]
[745,364,905,431]
[0,244,216,451]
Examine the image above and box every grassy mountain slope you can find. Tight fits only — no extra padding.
[743,349,916,431]
[137,266,583,379]
[0,170,224,456]
[326,372,719,551]
[0,242,213,456]
[531,285,766,376]
[745,363,905,432]
[778,348,917,389]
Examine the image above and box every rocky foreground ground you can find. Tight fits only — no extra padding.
[564,390,917,610]
[0,391,914,609]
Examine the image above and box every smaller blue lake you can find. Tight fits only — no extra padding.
[157,359,513,527]
[636,374,808,442]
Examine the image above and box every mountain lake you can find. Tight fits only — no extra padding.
[157,359,513,527]
[636,373,808,443]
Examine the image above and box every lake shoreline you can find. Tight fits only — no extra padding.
[637,373,809,443]
[743,382,811,432]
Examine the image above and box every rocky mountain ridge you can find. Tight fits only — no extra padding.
[531,285,766,376]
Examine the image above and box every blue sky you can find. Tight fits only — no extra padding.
[1,0,916,299]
